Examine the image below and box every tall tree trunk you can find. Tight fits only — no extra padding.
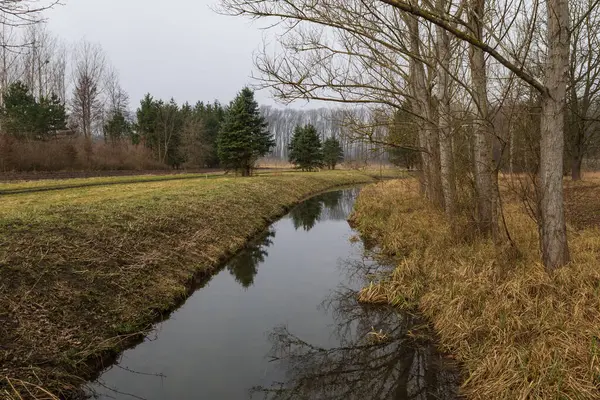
[406,16,430,197]
[427,128,444,208]
[468,0,499,238]
[569,115,583,181]
[243,164,251,177]
[435,2,456,216]
[509,120,515,175]
[571,152,582,181]
[538,0,570,270]
[406,15,444,208]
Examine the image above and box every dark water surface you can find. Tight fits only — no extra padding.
[89,188,461,400]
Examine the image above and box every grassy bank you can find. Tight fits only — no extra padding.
[0,170,385,399]
[351,179,600,399]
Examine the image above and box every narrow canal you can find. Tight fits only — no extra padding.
[88,187,461,400]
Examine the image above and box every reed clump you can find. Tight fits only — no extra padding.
[351,179,600,399]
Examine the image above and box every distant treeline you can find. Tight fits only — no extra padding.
[0,82,228,171]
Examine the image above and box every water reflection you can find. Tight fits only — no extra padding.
[228,228,276,288]
[289,188,359,231]
[87,188,461,400]
[252,259,461,400]
[290,197,323,231]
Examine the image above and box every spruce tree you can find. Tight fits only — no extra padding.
[39,94,68,136]
[104,111,132,144]
[2,82,38,138]
[136,94,160,150]
[1,81,67,139]
[195,100,225,168]
[288,124,323,171]
[322,137,344,170]
[217,87,273,176]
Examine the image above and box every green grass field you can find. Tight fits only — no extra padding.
[0,169,399,399]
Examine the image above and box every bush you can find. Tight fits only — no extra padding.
[0,135,165,172]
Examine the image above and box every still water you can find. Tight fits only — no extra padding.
[89,187,461,400]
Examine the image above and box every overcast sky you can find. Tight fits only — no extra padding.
[46,0,281,108]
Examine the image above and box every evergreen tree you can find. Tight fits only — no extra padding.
[288,124,324,171]
[3,81,38,138]
[217,87,274,176]
[322,137,344,170]
[136,94,160,150]
[196,100,225,167]
[104,111,132,144]
[38,94,68,136]
[1,81,66,139]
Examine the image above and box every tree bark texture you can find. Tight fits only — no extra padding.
[468,0,499,238]
[538,0,570,270]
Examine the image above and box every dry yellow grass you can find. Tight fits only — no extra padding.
[0,170,384,399]
[256,158,295,169]
[351,179,600,399]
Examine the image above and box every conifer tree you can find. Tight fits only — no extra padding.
[1,81,67,139]
[322,137,344,170]
[217,87,274,176]
[288,124,323,171]
[103,111,132,144]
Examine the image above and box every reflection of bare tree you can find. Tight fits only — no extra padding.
[228,228,276,288]
[253,273,461,400]
[335,250,393,290]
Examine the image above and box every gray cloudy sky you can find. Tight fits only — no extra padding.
[47,0,277,107]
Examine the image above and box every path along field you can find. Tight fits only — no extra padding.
[351,175,600,400]
[0,169,396,399]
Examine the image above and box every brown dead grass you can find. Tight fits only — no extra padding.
[564,178,600,229]
[351,179,600,399]
[0,135,164,172]
[0,170,381,399]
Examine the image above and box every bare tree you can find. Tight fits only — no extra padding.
[566,0,600,180]
[104,66,128,115]
[0,0,64,99]
[0,1,60,27]
[379,0,572,268]
[70,40,106,138]
[467,0,499,237]
[0,24,21,105]
[21,24,67,100]
[434,0,457,217]
[220,0,582,270]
